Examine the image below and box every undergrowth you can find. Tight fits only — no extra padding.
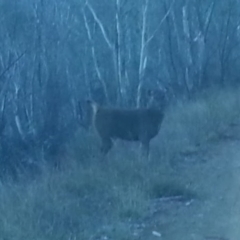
[0,87,240,240]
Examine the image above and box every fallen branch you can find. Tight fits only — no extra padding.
[151,195,186,203]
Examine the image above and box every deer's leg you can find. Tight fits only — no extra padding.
[100,138,113,155]
[140,139,150,159]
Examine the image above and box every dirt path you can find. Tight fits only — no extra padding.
[141,126,240,240]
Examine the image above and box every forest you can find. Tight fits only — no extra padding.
[0,0,240,239]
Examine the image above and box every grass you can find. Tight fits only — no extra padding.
[157,86,240,155]
[1,86,240,239]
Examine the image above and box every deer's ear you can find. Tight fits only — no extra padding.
[147,89,154,96]
[86,99,93,105]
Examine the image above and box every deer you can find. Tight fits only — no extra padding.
[87,89,167,158]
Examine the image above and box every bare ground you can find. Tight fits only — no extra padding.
[132,124,240,240]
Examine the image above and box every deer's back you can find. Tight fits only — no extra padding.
[93,107,164,141]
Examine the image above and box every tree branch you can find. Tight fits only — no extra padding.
[85,2,113,49]
[146,0,176,45]
[0,50,27,80]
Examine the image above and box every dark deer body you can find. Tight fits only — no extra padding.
[88,90,166,157]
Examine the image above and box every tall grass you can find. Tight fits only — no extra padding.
[0,87,240,240]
